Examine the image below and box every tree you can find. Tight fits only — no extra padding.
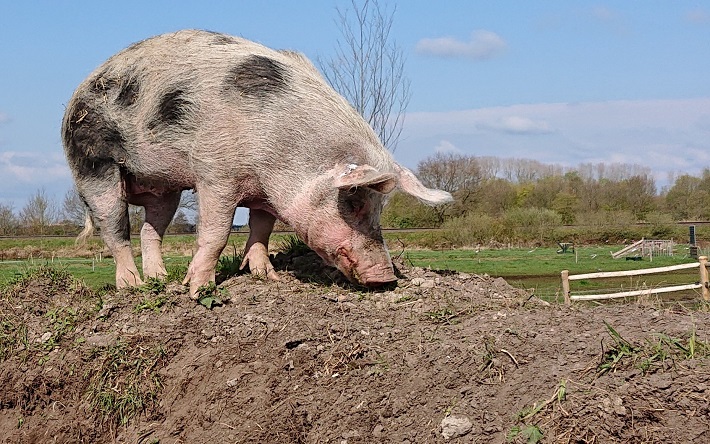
[62,188,86,226]
[169,209,193,234]
[477,178,517,216]
[129,205,145,234]
[320,0,410,151]
[20,188,57,235]
[416,152,483,221]
[0,203,17,235]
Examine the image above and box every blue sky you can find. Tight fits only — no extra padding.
[2,1,710,222]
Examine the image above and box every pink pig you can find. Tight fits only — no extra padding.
[62,30,452,296]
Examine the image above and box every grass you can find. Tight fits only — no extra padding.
[403,245,701,301]
[598,321,710,376]
[86,340,168,426]
[1,235,704,303]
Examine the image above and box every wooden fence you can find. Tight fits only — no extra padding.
[561,256,710,304]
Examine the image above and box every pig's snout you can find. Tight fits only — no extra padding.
[358,263,398,287]
[336,244,397,287]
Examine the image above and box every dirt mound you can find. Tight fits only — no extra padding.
[1,254,709,443]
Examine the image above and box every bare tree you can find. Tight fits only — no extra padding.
[20,188,58,235]
[416,152,483,221]
[0,203,17,235]
[417,153,482,195]
[62,188,86,226]
[319,0,411,151]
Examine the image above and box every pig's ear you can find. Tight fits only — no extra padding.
[395,164,454,206]
[333,164,397,194]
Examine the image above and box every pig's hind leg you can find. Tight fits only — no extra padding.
[134,190,182,280]
[240,209,279,281]
[78,169,143,288]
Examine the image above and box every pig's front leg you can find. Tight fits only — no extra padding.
[183,189,237,298]
[240,209,280,281]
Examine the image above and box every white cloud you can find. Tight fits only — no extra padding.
[415,30,506,60]
[479,116,553,135]
[397,98,710,189]
[434,140,462,154]
[0,151,70,183]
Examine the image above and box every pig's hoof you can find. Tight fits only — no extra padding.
[250,267,281,281]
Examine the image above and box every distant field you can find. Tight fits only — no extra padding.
[1,235,704,303]
[401,245,702,302]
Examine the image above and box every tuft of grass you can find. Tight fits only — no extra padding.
[0,320,26,362]
[42,307,78,352]
[424,306,459,324]
[278,235,311,256]
[598,321,641,376]
[216,243,244,282]
[598,321,710,376]
[507,380,567,443]
[166,262,188,283]
[86,341,167,426]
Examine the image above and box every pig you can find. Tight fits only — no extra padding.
[62,29,452,296]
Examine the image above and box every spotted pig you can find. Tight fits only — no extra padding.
[62,30,452,296]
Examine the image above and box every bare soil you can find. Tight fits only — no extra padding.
[1,251,709,443]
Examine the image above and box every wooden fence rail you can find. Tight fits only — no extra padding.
[562,256,710,304]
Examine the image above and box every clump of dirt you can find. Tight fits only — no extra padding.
[1,253,709,443]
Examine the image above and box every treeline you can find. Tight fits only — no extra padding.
[382,153,710,246]
[0,188,194,236]
[2,154,710,245]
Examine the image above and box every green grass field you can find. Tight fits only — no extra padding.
[1,235,704,303]
[401,245,701,302]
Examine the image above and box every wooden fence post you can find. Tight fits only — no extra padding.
[699,256,710,301]
[561,270,570,305]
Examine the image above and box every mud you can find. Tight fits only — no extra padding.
[1,252,709,443]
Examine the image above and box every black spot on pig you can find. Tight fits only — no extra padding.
[225,55,289,98]
[116,78,139,107]
[89,73,140,107]
[63,101,127,178]
[148,87,194,131]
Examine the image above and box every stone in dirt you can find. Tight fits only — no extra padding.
[441,415,473,439]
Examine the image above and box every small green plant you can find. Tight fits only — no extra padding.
[196,282,228,309]
[0,320,23,362]
[425,306,458,324]
[135,294,169,313]
[139,277,166,294]
[395,294,414,303]
[507,425,543,444]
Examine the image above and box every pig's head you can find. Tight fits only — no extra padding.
[282,162,453,287]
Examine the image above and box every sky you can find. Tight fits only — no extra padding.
[1,1,710,223]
